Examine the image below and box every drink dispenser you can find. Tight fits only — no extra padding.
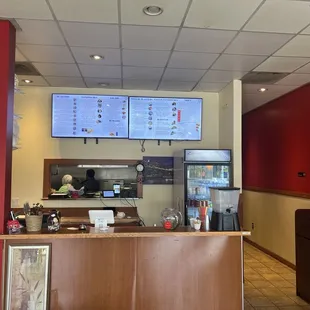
[210,187,240,231]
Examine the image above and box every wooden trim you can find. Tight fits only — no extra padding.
[244,237,296,270]
[43,159,143,198]
[243,186,310,200]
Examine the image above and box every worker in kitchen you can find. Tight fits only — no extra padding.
[58,174,76,192]
[81,169,100,193]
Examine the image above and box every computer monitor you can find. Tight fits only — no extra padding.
[88,210,115,224]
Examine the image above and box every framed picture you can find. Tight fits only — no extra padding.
[5,244,51,310]
[143,156,174,185]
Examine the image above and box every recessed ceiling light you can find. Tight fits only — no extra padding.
[98,83,109,87]
[90,55,104,60]
[258,87,267,92]
[22,79,33,84]
[143,5,163,16]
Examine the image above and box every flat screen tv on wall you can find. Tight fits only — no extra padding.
[51,93,129,138]
[129,96,202,141]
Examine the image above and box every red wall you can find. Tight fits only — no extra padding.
[243,84,310,194]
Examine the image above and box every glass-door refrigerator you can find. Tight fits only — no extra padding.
[173,149,232,225]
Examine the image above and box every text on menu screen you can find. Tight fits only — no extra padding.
[52,94,128,138]
[129,97,202,140]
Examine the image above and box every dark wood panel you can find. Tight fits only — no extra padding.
[136,236,243,310]
[6,235,244,310]
[7,238,136,310]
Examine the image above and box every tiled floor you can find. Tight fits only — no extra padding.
[244,242,310,310]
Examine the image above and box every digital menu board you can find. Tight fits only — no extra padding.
[129,97,202,140]
[52,94,128,138]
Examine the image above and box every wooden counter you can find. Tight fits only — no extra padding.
[0,226,250,239]
[2,227,249,310]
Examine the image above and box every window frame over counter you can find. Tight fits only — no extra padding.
[43,159,143,199]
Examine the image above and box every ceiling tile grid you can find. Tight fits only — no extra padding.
[1,0,310,112]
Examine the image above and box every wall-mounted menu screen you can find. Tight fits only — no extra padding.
[52,94,128,138]
[129,96,202,140]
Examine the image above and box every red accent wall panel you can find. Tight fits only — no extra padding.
[0,21,15,232]
[243,84,310,195]
[0,21,15,310]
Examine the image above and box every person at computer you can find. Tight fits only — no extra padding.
[58,174,76,192]
[81,169,100,193]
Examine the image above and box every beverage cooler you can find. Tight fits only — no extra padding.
[173,149,232,225]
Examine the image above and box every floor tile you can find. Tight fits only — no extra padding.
[262,273,285,281]
[245,281,255,289]
[270,280,295,288]
[268,296,297,306]
[246,274,266,281]
[278,306,307,310]
[253,307,278,310]
[255,268,276,275]
[271,266,295,274]
[279,287,297,297]
[248,262,267,269]
[290,296,309,306]
[260,288,286,297]
[245,288,265,297]
[247,296,276,307]
[281,273,296,280]
[251,280,275,289]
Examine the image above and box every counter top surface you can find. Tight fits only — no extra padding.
[0,227,250,239]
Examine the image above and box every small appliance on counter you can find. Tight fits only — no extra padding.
[210,187,240,231]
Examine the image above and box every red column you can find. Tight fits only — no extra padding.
[0,20,15,232]
[0,20,16,310]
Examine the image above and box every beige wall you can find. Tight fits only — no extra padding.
[219,80,242,188]
[12,87,220,225]
[243,190,310,264]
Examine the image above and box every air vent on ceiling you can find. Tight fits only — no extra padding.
[241,72,289,84]
[15,62,40,76]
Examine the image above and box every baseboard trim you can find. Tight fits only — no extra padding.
[244,237,296,271]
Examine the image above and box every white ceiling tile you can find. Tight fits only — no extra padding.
[168,52,218,70]
[45,76,86,88]
[212,54,267,71]
[185,0,262,30]
[33,63,81,77]
[121,0,189,26]
[162,68,206,82]
[123,79,159,90]
[16,20,65,45]
[244,0,310,34]
[226,32,293,56]
[194,82,227,92]
[17,45,75,63]
[175,28,237,53]
[71,47,121,65]
[158,80,196,91]
[122,50,170,67]
[201,70,246,83]
[275,74,310,86]
[243,83,298,94]
[122,26,178,50]
[123,67,164,80]
[84,78,122,89]
[0,0,53,20]
[275,35,310,57]
[79,65,122,78]
[302,25,310,35]
[17,75,48,86]
[295,62,310,74]
[49,0,118,23]
[15,48,26,61]
[60,22,119,48]
[254,56,310,73]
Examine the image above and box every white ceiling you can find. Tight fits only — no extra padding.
[2,0,310,113]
